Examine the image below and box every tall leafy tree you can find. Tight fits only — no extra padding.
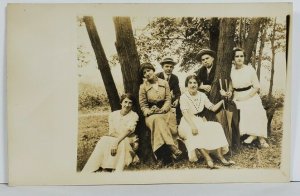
[210,18,237,103]
[135,17,211,70]
[243,18,264,65]
[83,16,121,111]
[256,19,269,80]
[113,17,153,162]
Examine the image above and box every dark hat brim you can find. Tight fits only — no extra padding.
[160,60,177,66]
[196,49,216,61]
[160,57,177,66]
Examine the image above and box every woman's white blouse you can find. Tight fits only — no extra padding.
[180,91,213,114]
[231,65,260,89]
[108,110,139,134]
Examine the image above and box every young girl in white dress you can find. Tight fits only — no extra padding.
[230,48,269,148]
[82,93,139,172]
[178,75,234,169]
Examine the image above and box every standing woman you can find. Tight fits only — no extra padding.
[139,63,182,160]
[230,48,269,148]
[178,75,232,169]
[82,93,139,172]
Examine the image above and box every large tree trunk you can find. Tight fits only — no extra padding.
[244,18,263,65]
[251,41,257,69]
[83,16,121,111]
[210,18,237,103]
[268,18,277,100]
[211,18,239,150]
[209,17,220,55]
[257,20,268,81]
[237,18,242,47]
[114,17,141,97]
[241,18,246,49]
[113,17,153,163]
[238,18,246,48]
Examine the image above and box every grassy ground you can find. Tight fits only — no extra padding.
[77,108,283,171]
[77,112,108,171]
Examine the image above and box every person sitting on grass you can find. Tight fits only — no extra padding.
[156,57,182,124]
[178,75,235,169]
[82,93,139,172]
[139,62,182,162]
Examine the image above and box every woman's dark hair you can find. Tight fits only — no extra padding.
[232,47,246,60]
[185,75,200,87]
[139,63,155,77]
[120,93,136,106]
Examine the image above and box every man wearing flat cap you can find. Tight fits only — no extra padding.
[195,49,218,122]
[156,57,185,161]
[157,57,183,126]
[157,57,181,109]
[195,49,217,94]
[195,49,241,150]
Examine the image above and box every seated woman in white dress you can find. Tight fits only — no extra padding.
[82,93,139,172]
[230,48,269,148]
[178,75,234,169]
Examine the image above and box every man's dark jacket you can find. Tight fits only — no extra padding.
[195,65,216,86]
[156,72,181,101]
[195,65,241,149]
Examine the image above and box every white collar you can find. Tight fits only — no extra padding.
[163,72,171,80]
[185,91,199,98]
[206,66,213,74]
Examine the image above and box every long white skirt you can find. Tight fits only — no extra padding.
[178,116,229,162]
[234,92,268,138]
[82,136,134,172]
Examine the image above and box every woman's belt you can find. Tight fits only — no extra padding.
[194,111,205,118]
[233,85,252,92]
[148,101,165,108]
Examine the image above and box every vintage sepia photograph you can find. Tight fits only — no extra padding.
[76,15,289,172]
[7,3,292,185]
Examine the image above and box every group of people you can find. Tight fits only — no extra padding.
[82,47,269,172]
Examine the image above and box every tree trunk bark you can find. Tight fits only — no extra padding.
[238,18,242,48]
[257,20,267,81]
[210,18,237,103]
[251,41,257,69]
[244,18,263,65]
[114,17,141,98]
[83,16,121,111]
[211,18,240,149]
[268,18,277,100]
[241,18,246,49]
[113,17,153,163]
[209,18,220,55]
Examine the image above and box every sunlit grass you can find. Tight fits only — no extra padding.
[76,107,283,172]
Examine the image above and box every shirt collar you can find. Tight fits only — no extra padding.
[144,78,166,91]
[163,72,171,80]
[206,65,213,74]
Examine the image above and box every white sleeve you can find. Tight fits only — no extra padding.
[108,112,114,134]
[180,94,189,112]
[126,112,139,132]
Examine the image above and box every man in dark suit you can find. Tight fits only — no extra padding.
[156,57,187,162]
[195,49,217,94]
[195,49,219,122]
[195,49,241,150]
[157,57,181,110]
